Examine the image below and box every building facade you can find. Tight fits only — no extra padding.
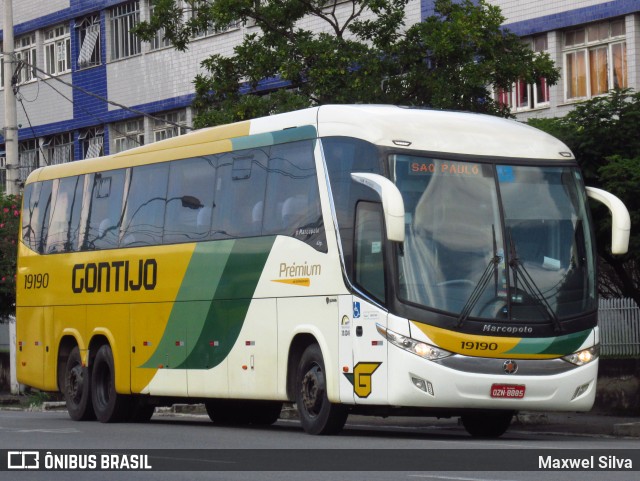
[0,0,639,191]
[487,0,640,120]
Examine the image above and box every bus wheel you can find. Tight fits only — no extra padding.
[295,344,347,435]
[63,346,95,421]
[461,411,514,438]
[91,344,130,423]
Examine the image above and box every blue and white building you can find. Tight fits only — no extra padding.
[1,1,638,190]
[486,0,640,120]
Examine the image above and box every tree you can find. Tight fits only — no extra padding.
[135,0,559,127]
[0,194,20,320]
[529,89,640,305]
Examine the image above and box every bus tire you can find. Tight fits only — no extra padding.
[91,344,130,423]
[461,411,513,438]
[295,344,347,435]
[63,346,95,421]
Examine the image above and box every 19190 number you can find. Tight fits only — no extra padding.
[24,273,49,290]
[460,341,498,351]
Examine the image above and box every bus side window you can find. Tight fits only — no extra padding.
[213,149,268,239]
[22,181,54,254]
[21,182,40,251]
[354,201,386,303]
[121,163,169,247]
[263,140,325,251]
[164,156,216,244]
[323,137,382,267]
[46,176,83,253]
[82,169,126,250]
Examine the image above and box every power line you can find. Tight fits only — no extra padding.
[9,59,150,168]
[17,98,49,166]
[4,54,195,132]
[33,71,145,149]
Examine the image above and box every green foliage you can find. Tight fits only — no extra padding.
[0,194,20,320]
[135,0,559,126]
[529,89,640,181]
[529,90,640,303]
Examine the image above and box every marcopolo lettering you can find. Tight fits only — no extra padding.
[72,259,157,294]
[482,324,533,334]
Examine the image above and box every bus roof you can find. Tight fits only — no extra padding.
[26,105,573,184]
[313,105,573,161]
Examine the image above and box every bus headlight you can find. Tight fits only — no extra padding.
[376,324,453,360]
[562,345,599,366]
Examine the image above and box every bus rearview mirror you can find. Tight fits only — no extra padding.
[586,186,630,255]
[351,173,405,243]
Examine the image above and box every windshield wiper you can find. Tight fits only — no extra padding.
[456,225,501,328]
[507,228,562,332]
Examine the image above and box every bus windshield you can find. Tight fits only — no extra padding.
[390,155,596,322]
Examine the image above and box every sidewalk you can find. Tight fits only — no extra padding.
[512,411,640,437]
[2,393,639,438]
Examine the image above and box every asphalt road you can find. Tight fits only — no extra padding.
[0,409,638,481]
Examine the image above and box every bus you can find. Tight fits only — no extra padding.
[17,105,630,437]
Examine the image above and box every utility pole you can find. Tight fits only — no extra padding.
[3,0,20,195]
[3,0,20,396]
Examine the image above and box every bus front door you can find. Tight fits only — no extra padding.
[345,296,388,405]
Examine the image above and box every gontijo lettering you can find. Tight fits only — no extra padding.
[72,259,157,293]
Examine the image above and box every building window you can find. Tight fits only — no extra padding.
[110,1,141,60]
[564,19,627,101]
[77,15,101,69]
[79,127,104,159]
[15,34,37,84]
[496,34,550,111]
[189,0,241,39]
[112,118,144,153]
[153,110,187,141]
[19,139,39,182]
[43,133,74,165]
[150,0,172,50]
[44,24,71,76]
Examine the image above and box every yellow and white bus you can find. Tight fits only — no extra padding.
[17,105,630,437]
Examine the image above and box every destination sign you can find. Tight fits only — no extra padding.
[409,159,481,177]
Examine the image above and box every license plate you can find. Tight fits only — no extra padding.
[490,384,525,399]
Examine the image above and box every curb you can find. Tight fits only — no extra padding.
[41,401,66,411]
[157,403,207,415]
[613,422,640,437]
[3,396,639,438]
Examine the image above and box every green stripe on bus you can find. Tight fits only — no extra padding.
[141,236,275,370]
[140,241,234,369]
[180,236,275,369]
[231,125,317,151]
[505,329,591,356]
[539,329,592,355]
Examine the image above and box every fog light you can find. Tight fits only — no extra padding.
[411,375,434,396]
[572,382,591,400]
